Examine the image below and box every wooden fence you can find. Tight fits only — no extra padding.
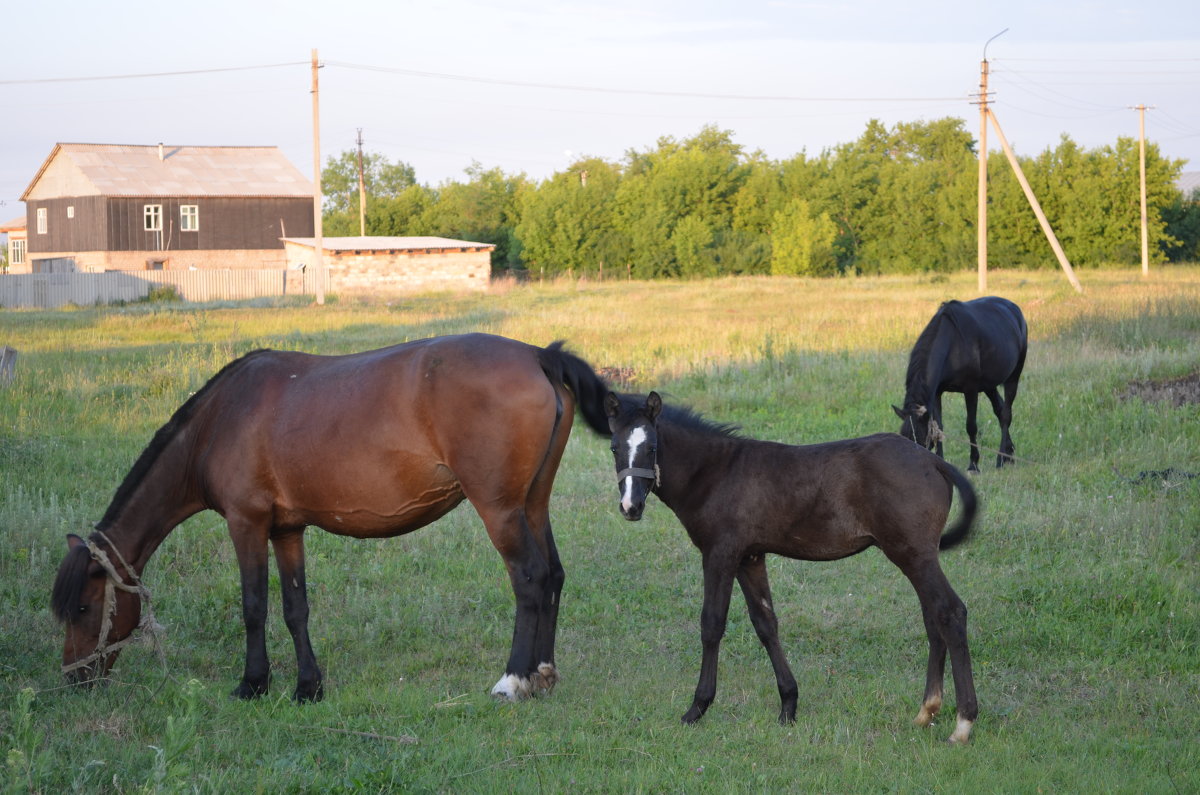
[0,269,327,309]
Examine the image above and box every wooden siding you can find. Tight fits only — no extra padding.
[27,197,313,256]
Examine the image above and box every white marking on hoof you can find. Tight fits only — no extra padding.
[914,696,942,727]
[490,673,531,701]
[948,716,973,744]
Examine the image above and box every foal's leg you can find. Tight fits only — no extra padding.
[228,517,272,699]
[900,556,978,744]
[985,386,1014,467]
[736,554,798,724]
[684,552,737,724]
[963,391,981,472]
[270,528,323,702]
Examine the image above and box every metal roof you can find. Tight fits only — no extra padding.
[22,143,314,200]
[0,216,25,232]
[283,236,494,252]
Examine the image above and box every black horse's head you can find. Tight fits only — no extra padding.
[893,402,937,450]
[604,391,661,521]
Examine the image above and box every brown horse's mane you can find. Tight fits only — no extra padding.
[53,349,272,623]
[96,348,272,532]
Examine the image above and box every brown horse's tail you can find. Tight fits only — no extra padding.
[937,460,978,551]
[539,341,611,436]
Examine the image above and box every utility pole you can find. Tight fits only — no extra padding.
[1132,104,1154,278]
[311,48,325,305]
[974,30,1006,294]
[356,128,367,237]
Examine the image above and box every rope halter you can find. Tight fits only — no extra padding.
[61,532,161,677]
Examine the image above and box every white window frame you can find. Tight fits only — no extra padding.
[66,205,75,219]
[144,204,163,232]
[180,205,199,232]
[36,207,47,234]
[11,238,26,265]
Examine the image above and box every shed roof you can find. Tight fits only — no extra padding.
[0,216,25,232]
[22,143,314,200]
[283,236,495,252]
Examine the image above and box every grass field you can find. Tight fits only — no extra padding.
[2,268,1198,793]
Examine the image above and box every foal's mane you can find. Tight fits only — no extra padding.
[94,349,272,532]
[904,301,965,393]
[617,393,742,439]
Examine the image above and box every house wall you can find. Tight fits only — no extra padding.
[26,197,313,258]
[283,242,491,293]
[30,248,291,272]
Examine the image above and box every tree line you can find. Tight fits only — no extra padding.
[321,119,1200,278]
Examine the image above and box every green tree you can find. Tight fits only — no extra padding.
[322,150,417,215]
[420,163,531,272]
[770,198,837,276]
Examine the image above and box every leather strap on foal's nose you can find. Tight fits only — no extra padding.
[616,467,657,481]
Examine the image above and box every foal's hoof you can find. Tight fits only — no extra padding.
[947,717,974,745]
[231,679,269,700]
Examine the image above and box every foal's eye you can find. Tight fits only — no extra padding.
[78,605,88,614]
[610,445,617,454]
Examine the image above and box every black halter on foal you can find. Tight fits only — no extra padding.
[616,466,659,484]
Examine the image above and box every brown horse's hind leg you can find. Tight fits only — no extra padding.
[736,554,798,725]
[271,528,323,702]
[902,556,978,744]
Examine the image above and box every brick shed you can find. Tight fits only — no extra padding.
[282,236,493,294]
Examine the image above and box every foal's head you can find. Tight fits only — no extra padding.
[893,403,938,450]
[604,391,661,521]
[51,534,144,685]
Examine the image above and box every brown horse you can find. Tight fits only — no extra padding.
[52,334,610,702]
[605,391,980,743]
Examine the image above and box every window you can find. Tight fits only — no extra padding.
[144,204,162,231]
[180,205,199,232]
[11,239,25,265]
[36,208,47,234]
[67,206,75,219]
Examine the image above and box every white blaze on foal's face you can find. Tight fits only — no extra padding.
[620,426,649,513]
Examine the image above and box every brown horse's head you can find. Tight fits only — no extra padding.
[51,534,143,685]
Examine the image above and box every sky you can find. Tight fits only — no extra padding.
[2,0,1198,217]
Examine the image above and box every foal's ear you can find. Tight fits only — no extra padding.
[604,391,621,419]
[645,391,663,421]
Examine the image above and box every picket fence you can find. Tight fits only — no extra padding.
[0,269,327,309]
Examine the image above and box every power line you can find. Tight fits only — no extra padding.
[325,60,966,103]
[0,62,307,86]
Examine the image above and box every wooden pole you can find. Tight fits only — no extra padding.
[977,58,990,294]
[357,128,367,237]
[987,108,1082,293]
[1134,104,1151,278]
[311,48,325,305]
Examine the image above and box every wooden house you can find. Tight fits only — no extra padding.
[20,143,314,272]
[0,216,28,274]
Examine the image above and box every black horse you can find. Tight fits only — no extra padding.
[605,391,980,744]
[893,296,1027,471]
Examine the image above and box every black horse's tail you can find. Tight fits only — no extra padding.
[937,460,978,551]
[538,341,611,436]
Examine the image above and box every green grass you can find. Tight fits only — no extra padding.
[2,268,1198,793]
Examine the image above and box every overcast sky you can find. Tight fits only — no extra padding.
[2,0,1198,213]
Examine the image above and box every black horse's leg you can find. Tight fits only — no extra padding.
[897,555,977,744]
[488,509,553,701]
[986,385,1015,467]
[933,395,946,460]
[229,518,271,699]
[963,391,981,472]
[736,554,798,725]
[684,551,737,724]
[271,529,323,702]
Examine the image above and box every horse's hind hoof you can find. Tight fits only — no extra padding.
[231,679,269,700]
[293,682,324,703]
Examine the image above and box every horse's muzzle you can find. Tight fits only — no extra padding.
[620,502,644,522]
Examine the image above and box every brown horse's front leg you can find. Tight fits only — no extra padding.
[271,529,323,703]
[736,554,798,725]
[683,554,736,724]
[229,521,271,699]
[489,513,555,701]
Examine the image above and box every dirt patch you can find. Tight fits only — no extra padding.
[1122,372,1200,407]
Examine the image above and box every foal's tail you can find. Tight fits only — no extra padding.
[937,460,978,551]
[539,341,611,436]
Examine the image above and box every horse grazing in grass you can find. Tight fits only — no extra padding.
[893,296,1027,471]
[52,334,610,703]
[604,391,980,744]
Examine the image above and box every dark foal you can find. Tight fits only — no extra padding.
[52,334,610,703]
[893,295,1027,471]
[606,391,980,743]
